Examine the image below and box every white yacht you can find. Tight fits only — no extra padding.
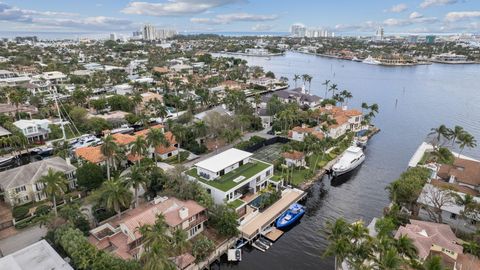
[110,124,134,135]
[70,134,101,149]
[363,55,381,65]
[331,146,365,176]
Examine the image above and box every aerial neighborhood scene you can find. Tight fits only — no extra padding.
[1,0,480,269]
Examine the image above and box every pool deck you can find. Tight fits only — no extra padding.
[239,188,305,240]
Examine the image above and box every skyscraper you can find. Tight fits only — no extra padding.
[375,26,384,41]
[290,24,306,37]
[143,24,157,41]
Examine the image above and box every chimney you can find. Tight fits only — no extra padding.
[179,207,189,220]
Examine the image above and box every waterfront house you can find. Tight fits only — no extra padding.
[314,105,363,138]
[264,86,322,108]
[13,119,52,143]
[186,148,276,205]
[395,219,480,269]
[88,196,207,260]
[0,157,76,206]
[289,125,324,142]
[257,108,273,129]
[75,146,107,165]
[282,151,306,167]
[0,240,73,270]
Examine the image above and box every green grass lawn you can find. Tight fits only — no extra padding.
[186,161,272,192]
[228,199,245,209]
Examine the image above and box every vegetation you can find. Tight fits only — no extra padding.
[76,162,105,191]
[39,168,69,217]
[386,167,431,210]
[192,235,215,262]
[208,204,239,237]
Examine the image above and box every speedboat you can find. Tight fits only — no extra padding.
[276,203,305,229]
[110,124,134,135]
[331,146,365,176]
[354,136,368,147]
[70,135,101,149]
[363,55,381,65]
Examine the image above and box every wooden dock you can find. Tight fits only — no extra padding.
[264,227,284,242]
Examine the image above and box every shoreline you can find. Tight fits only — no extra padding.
[215,51,285,57]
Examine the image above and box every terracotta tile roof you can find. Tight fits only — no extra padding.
[88,231,132,260]
[133,124,165,137]
[430,179,479,196]
[174,253,196,269]
[330,115,349,128]
[153,66,168,73]
[394,219,462,259]
[292,126,314,133]
[154,131,178,155]
[437,158,480,187]
[282,151,305,160]
[112,133,136,146]
[75,146,106,164]
[457,253,480,270]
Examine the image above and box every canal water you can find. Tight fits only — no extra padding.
[215,52,480,269]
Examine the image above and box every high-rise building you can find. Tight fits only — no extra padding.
[110,33,117,41]
[143,24,157,41]
[425,35,436,44]
[290,24,306,37]
[375,27,384,41]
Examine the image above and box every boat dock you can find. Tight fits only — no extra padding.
[263,227,284,241]
[238,188,306,241]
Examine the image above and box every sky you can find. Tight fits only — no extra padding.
[0,0,479,35]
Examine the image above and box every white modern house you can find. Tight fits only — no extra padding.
[186,148,276,205]
[13,119,52,142]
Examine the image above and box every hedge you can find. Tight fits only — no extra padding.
[13,205,30,220]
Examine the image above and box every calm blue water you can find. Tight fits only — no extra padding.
[215,52,480,269]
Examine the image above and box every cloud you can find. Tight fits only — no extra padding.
[420,0,458,9]
[383,16,437,26]
[335,21,379,32]
[445,11,480,22]
[387,4,408,13]
[0,2,135,31]
[409,12,423,19]
[251,23,273,31]
[122,0,244,16]
[191,12,277,24]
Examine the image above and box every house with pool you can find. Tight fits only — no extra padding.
[185,148,283,208]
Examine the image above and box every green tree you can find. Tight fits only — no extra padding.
[146,128,169,164]
[100,134,118,180]
[129,135,148,165]
[94,177,132,218]
[77,162,105,191]
[386,167,431,210]
[123,165,148,208]
[192,235,215,262]
[39,168,69,217]
[209,204,239,237]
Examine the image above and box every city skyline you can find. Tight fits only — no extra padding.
[0,0,479,36]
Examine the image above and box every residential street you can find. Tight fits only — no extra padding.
[0,225,47,256]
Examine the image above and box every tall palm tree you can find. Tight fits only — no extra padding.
[123,165,148,208]
[429,124,451,148]
[97,177,132,218]
[456,132,477,158]
[374,248,403,270]
[139,214,175,270]
[448,125,465,148]
[306,75,313,93]
[293,74,300,88]
[171,124,187,163]
[324,218,352,270]
[322,80,331,99]
[146,128,170,164]
[100,134,117,180]
[170,229,188,256]
[422,255,444,270]
[395,235,417,260]
[329,83,338,99]
[39,168,68,217]
[129,135,148,165]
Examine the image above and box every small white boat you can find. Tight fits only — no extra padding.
[355,136,368,147]
[331,146,365,176]
[110,124,134,134]
[70,135,101,149]
[363,55,381,65]
[227,249,242,261]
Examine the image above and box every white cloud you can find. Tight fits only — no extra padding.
[420,0,458,9]
[191,12,277,24]
[383,15,437,26]
[122,0,244,16]
[445,11,480,22]
[251,23,273,31]
[409,12,423,19]
[0,2,135,31]
[388,4,408,13]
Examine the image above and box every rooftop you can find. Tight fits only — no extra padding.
[0,240,73,270]
[187,159,271,192]
[195,148,252,173]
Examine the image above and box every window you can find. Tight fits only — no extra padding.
[239,160,244,166]
[266,170,271,176]
[450,213,457,220]
[15,186,26,193]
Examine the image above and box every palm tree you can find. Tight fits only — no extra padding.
[375,248,403,270]
[341,90,353,106]
[39,168,68,217]
[129,136,148,165]
[361,102,369,115]
[395,235,417,260]
[448,125,465,148]
[139,214,175,270]
[301,74,309,89]
[96,177,132,218]
[329,83,338,99]
[322,80,330,99]
[324,218,352,270]
[456,132,477,158]
[146,128,169,164]
[170,229,188,256]
[100,134,117,180]
[306,75,313,93]
[171,124,187,163]
[293,74,300,88]
[123,165,147,208]
[429,124,451,148]
[422,255,444,270]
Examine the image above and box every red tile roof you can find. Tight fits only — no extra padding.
[75,146,106,164]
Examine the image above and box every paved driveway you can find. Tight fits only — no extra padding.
[0,225,47,256]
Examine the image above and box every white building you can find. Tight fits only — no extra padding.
[13,119,52,142]
[186,148,277,205]
[290,24,306,37]
[0,240,73,270]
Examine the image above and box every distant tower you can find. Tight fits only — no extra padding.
[110,33,117,41]
[143,24,157,41]
[375,27,384,41]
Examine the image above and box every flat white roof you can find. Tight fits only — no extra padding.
[195,148,252,173]
[0,240,73,270]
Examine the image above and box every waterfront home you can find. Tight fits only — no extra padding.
[21,81,56,96]
[186,148,277,205]
[395,219,480,269]
[257,108,273,129]
[289,125,324,142]
[0,103,38,117]
[248,77,276,88]
[0,125,12,139]
[271,86,322,108]
[282,151,306,167]
[313,105,363,138]
[88,196,207,260]
[0,157,76,206]
[0,240,73,270]
[75,146,107,165]
[436,157,480,191]
[13,119,52,143]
